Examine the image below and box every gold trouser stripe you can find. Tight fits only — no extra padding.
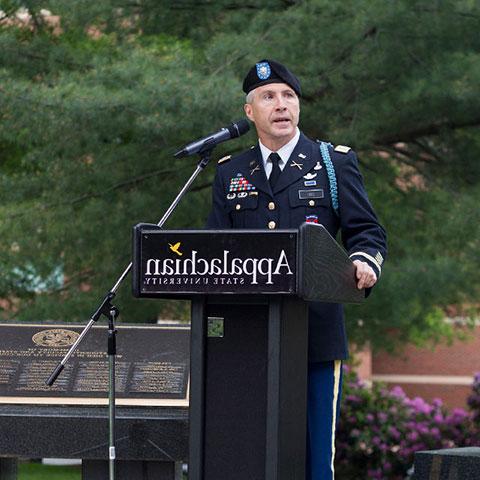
[330,360,342,475]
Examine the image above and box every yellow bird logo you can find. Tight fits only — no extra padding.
[168,242,183,256]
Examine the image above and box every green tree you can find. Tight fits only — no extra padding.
[0,0,479,351]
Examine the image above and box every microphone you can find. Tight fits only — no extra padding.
[174,119,250,158]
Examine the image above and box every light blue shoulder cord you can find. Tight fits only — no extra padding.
[319,141,339,215]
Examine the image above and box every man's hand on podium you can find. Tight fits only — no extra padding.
[353,260,378,290]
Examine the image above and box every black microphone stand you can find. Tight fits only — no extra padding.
[46,145,215,480]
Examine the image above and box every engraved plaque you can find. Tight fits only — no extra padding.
[0,323,189,407]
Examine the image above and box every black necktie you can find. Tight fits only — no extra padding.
[269,152,282,189]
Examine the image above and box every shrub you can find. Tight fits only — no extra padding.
[335,367,478,479]
[467,372,480,427]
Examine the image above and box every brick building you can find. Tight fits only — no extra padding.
[355,325,480,409]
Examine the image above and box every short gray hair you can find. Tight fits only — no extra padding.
[245,90,255,104]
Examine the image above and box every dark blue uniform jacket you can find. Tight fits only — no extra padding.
[207,132,387,362]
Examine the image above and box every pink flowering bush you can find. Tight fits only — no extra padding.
[467,372,480,427]
[335,367,479,479]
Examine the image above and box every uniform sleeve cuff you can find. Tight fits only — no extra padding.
[349,252,382,278]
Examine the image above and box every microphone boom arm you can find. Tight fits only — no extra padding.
[46,146,215,386]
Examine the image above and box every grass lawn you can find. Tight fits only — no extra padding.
[17,462,188,479]
[18,463,80,479]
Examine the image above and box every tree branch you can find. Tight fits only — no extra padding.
[375,144,423,172]
[6,167,176,219]
[375,116,480,145]
[302,25,378,102]
[125,2,264,11]
[209,20,278,76]
[412,139,444,163]
[189,182,212,192]
[0,46,94,71]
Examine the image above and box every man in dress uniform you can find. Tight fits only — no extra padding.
[207,59,387,480]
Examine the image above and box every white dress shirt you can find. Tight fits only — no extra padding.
[259,128,301,178]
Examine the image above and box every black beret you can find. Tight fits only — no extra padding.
[242,59,301,97]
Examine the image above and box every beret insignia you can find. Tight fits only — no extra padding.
[256,62,271,80]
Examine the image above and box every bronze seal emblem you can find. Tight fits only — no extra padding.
[32,329,79,348]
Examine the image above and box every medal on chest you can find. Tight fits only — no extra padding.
[229,173,256,193]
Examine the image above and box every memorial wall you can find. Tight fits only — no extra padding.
[0,323,190,406]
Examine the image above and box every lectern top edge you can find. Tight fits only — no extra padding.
[136,225,298,234]
[132,223,364,304]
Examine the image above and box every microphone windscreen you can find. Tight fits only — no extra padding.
[229,119,250,138]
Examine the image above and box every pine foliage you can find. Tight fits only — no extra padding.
[0,0,479,350]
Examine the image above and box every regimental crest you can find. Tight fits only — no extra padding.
[256,62,271,80]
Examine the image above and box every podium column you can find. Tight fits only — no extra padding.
[189,296,308,480]
[266,297,308,480]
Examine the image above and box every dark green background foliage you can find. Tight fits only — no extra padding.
[0,0,479,351]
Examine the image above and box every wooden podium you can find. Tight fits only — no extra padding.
[133,223,364,480]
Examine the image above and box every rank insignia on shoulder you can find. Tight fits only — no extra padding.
[334,145,351,154]
[217,155,232,165]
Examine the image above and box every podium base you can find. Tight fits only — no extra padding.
[0,458,16,480]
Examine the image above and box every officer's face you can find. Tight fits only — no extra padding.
[244,83,300,148]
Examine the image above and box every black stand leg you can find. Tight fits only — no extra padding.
[107,306,119,480]
[0,458,17,480]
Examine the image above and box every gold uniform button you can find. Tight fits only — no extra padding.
[268,221,276,229]
[308,200,315,207]
[268,202,275,210]
[235,204,241,210]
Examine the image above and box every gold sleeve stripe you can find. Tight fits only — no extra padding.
[349,251,382,275]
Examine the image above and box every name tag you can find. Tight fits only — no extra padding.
[298,189,324,200]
